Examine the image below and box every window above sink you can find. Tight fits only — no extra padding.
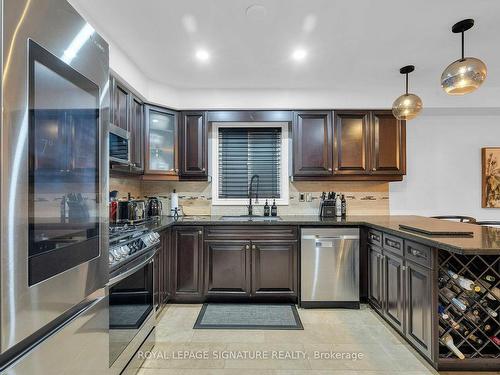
[211,122,289,206]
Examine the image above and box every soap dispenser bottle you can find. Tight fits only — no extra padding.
[264,200,270,216]
[271,199,278,216]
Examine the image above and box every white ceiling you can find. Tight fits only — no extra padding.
[71,0,500,108]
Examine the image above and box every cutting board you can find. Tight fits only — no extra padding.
[399,223,474,237]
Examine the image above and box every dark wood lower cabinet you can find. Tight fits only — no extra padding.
[405,259,433,360]
[205,241,251,298]
[251,241,297,299]
[369,232,435,365]
[383,251,405,333]
[172,226,204,301]
[155,228,171,312]
[368,245,383,310]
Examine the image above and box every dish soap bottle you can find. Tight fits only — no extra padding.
[264,200,270,216]
[271,199,278,216]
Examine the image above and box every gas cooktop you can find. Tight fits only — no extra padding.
[108,223,160,270]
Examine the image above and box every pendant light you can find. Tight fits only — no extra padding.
[441,19,487,95]
[392,65,423,121]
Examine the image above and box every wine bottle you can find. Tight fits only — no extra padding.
[477,280,500,301]
[439,308,461,330]
[451,297,468,311]
[439,332,465,359]
[445,269,459,280]
[452,274,481,292]
[484,275,496,283]
[441,287,457,300]
[463,311,481,325]
[490,336,500,346]
[485,306,498,318]
[466,333,484,346]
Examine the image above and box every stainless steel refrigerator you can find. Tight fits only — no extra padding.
[0,0,110,373]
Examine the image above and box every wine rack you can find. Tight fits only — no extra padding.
[438,250,500,362]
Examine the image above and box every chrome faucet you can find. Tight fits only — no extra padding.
[248,174,260,216]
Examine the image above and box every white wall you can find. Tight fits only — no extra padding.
[389,109,500,221]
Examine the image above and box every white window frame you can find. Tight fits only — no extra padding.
[211,122,289,206]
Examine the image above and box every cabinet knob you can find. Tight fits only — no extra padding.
[252,244,256,250]
[245,244,250,250]
[202,168,206,172]
[372,168,376,171]
[328,168,332,172]
[198,230,202,235]
[334,167,338,171]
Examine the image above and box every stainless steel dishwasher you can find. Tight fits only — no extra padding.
[300,228,359,308]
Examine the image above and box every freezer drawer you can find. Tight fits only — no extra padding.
[1,291,109,375]
[301,228,359,308]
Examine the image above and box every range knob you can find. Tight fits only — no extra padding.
[110,248,121,260]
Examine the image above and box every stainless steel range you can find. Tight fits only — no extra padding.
[108,224,159,375]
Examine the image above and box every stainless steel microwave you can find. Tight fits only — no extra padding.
[109,123,130,164]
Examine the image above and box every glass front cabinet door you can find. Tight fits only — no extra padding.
[144,105,178,175]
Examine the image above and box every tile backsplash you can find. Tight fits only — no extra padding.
[110,177,389,216]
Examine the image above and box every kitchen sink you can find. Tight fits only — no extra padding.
[220,215,282,221]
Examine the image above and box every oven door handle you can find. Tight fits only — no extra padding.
[108,251,156,286]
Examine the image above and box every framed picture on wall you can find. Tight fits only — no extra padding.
[482,147,500,208]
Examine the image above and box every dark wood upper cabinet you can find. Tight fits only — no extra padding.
[110,77,130,132]
[205,241,251,297]
[129,95,144,171]
[333,110,370,175]
[293,111,333,176]
[293,109,406,181]
[144,105,178,176]
[251,241,297,298]
[172,227,204,301]
[371,111,406,175]
[179,111,208,179]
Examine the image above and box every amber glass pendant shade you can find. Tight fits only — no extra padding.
[441,57,487,95]
[441,19,487,95]
[392,65,423,121]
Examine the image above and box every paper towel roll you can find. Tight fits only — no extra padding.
[170,189,178,214]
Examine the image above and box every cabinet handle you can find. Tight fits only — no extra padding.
[410,248,425,258]
[385,239,401,249]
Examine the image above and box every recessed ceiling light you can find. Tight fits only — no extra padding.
[246,4,267,20]
[195,49,210,62]
[292,49,307,61]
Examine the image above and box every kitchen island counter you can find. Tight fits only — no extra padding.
[146,215,500,255]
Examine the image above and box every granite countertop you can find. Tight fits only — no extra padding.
[146,215,500,255]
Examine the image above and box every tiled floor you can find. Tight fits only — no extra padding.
[138,304,498,375]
